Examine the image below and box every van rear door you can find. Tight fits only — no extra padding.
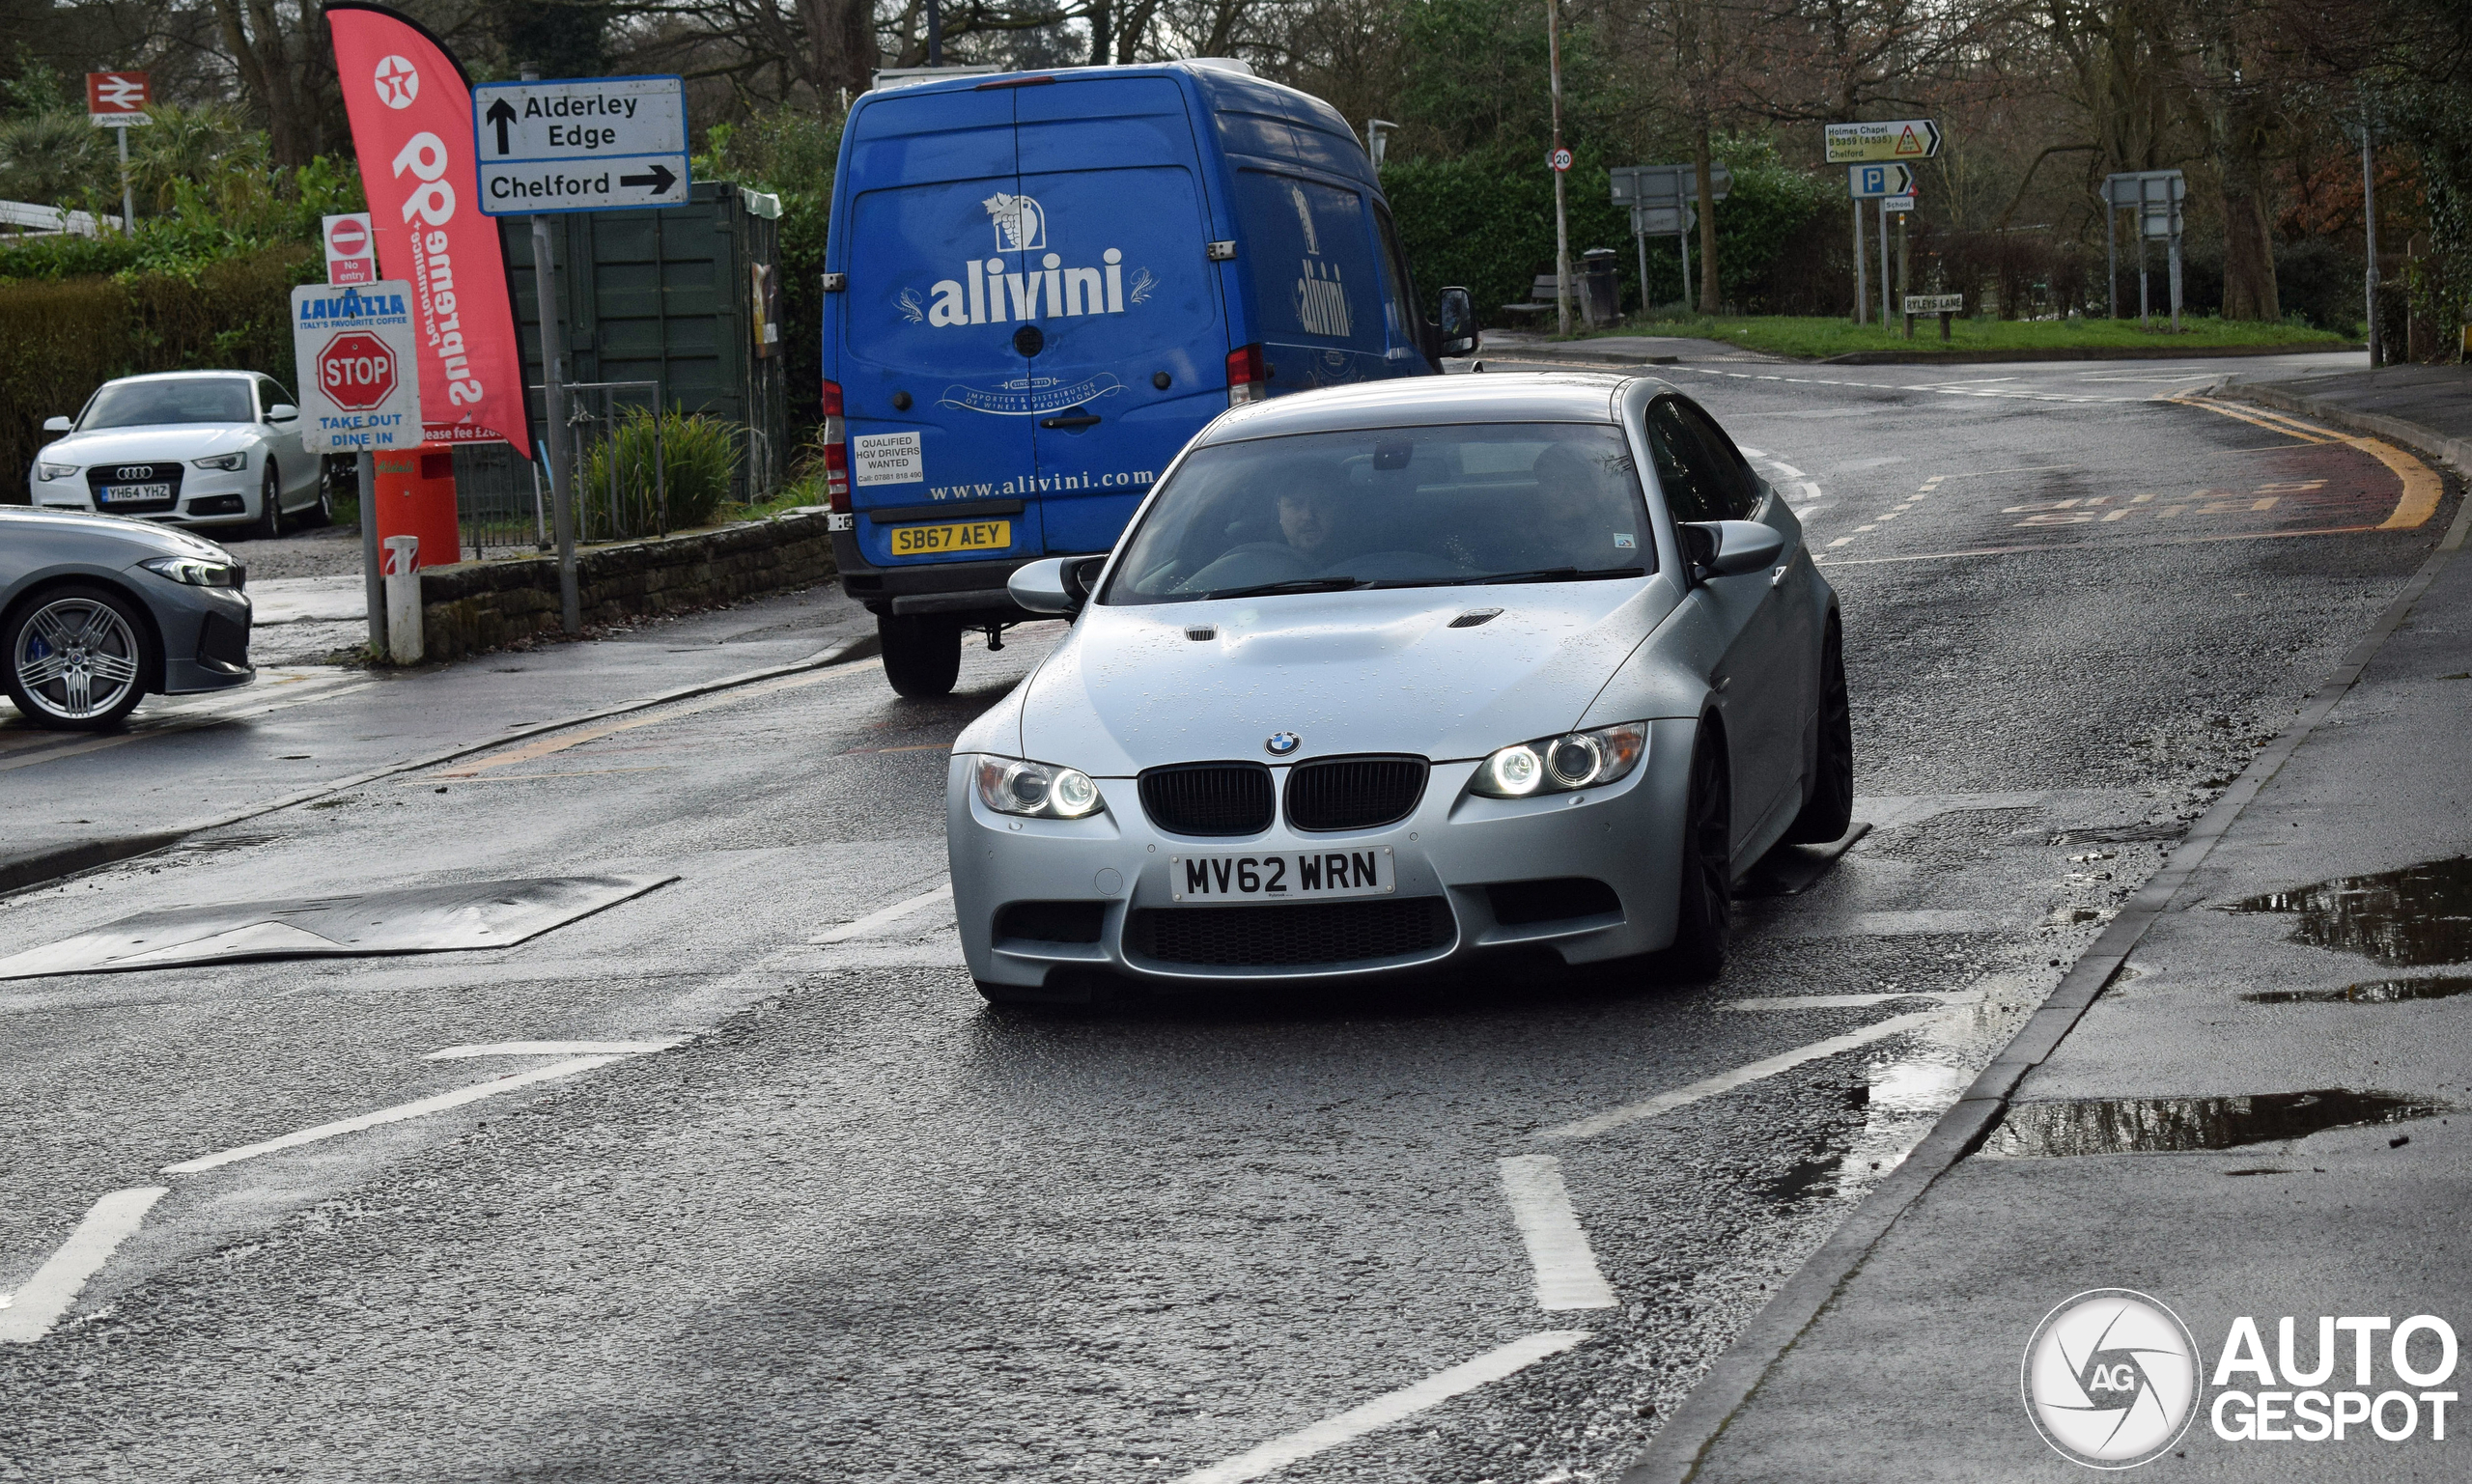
[1014,76,1227,554]
[837,87,1043,566]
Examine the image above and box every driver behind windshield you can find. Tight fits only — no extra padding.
[1512,443,1645,570]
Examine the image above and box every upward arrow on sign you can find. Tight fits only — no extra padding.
[485,98,517,154]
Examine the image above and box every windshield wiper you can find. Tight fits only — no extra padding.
[1197,576,1371,600]
[1431,566,1648,587]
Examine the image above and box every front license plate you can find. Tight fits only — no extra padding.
[889,518,1010,555]
[99,484,171,504]
[1169,847,1394,903]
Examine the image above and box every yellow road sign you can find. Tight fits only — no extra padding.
[1826,119,1942,163]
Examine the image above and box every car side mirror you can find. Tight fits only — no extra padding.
[1681,519,1786,581]
[1437,287,1477,357]
[42,416,71,434]
[267,404,298,422]
[1009,554,1107,615]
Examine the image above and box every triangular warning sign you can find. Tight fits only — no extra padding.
[1896,125,1922,154]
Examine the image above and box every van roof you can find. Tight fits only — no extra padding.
[1195,373,1671,443]
[845,62,1375,191]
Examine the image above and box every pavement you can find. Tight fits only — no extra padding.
[1627,364,2472,1480]
[2,345,2465,1483]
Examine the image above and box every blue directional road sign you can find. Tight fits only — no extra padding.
[1847,163,1917,199]
[473,74,689,216]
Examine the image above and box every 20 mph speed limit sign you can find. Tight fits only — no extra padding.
[1548,148,1574,173]
[290,282,423,455]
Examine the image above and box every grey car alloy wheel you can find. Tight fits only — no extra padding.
[8,591,146,727]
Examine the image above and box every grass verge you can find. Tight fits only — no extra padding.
[1569,313,2355,360]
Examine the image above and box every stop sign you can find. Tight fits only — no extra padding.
[318,330,397,411]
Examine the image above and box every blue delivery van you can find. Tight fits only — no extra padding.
[819,59,1477,695]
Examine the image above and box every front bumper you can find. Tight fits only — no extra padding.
[131,572,255,694]
[946,718,1701,990]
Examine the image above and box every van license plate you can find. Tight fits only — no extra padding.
[1169,848,1394,903]
[100,484,171,504]
[890,519,1010,555]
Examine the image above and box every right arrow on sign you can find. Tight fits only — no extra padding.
[620,163,678,194]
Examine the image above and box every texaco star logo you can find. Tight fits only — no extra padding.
[373,55,420,109]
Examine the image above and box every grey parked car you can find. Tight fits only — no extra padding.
[948,373,1851,1003]
[1,507,253,731]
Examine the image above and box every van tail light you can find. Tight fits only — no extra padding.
[820,379,850,513]
[1225,344,1268,406]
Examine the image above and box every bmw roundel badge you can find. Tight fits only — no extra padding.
[1265,732,1302,757]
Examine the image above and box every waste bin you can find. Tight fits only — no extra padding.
[1580,248,1623,327]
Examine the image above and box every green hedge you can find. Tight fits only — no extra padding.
[1380,149,1833,325]
[3,243,322,500]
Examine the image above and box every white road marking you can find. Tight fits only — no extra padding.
[1724,992,1984,1011]
[1540,1010,1945,1141]
[1169,1330,1592,1484]
[810,882,952,943]
[425,1039,682,1059]
[161,1055,627,1173]
[1497,1156,1619,1310]
[0,1188,165,1343]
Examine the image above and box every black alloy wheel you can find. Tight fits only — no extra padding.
[879,611,963,698]
[254,463,285,540]
[1659,720,1732,982]
[1783,617,1855,844]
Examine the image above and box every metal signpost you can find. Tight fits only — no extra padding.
[1834,128,1938,325]
[1612,163,1728,311]
[291,282,423,659]
[2102,171,2185,331]
[476,72,689,633]
[85,71,150,231]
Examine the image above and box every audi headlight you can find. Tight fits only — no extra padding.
[140,555,244,589]
[1471,722,1648,798]
[37,462,78,481]
[192,452,248,471]
[974,756,1106,819]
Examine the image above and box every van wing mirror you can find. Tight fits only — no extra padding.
[1682,519,1786,581]
[1437,287,1477,357]
[42,415,72,434]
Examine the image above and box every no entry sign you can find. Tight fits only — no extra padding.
[323,211,377,285]
[291,282,423,454]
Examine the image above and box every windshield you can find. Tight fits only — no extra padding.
[1101,423,1651,604]
[80,378,254,431]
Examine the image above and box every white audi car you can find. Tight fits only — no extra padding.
[28,371,330,539]
[948,374,1851,1004]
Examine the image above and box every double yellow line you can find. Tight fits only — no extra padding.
[2168,392,2442,531]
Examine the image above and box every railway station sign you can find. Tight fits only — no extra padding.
[472,74,690,215]
[1826,119,1941,163]
[86,71,151,126]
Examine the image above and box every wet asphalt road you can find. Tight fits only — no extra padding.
[0,351,2453,1483]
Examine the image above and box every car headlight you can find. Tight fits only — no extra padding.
[192,452,248,471]
[37,462,78,481]
[1471,722,1648,798]
[140,555,244,589]
[974,756,1106,819]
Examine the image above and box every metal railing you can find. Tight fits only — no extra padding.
[564,379,668,542]
[450,441,548,559]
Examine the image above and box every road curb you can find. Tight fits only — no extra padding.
[2214,376,2472,478]
[0,630,885,905]
[1619,404,2472,1484]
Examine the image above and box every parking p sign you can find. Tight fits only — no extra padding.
[291,282,423,455]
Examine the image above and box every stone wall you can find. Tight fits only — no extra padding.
[418,510,835,661]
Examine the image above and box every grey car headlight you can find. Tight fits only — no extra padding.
[192,452,248,471]
[1472,722,1648,798]
[37,462,78,481]
[140,555,244,589]
[974,756,1105,819]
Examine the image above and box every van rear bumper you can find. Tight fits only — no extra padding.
[832,532,1035,623]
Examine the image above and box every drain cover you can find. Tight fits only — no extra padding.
[0,874,677,979]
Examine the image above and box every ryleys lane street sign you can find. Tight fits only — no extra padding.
[472,74,689,216]
[1847,163,1916,198]
[1826,119,1942,163]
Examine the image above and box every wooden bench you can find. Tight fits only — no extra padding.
[1499,273,1564,320]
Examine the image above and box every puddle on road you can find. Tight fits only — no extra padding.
[1761,1154,1843,1203]
[2226,856,2472,966]
[1985,1089,2445,1157]
[2245,976,2472,1004]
